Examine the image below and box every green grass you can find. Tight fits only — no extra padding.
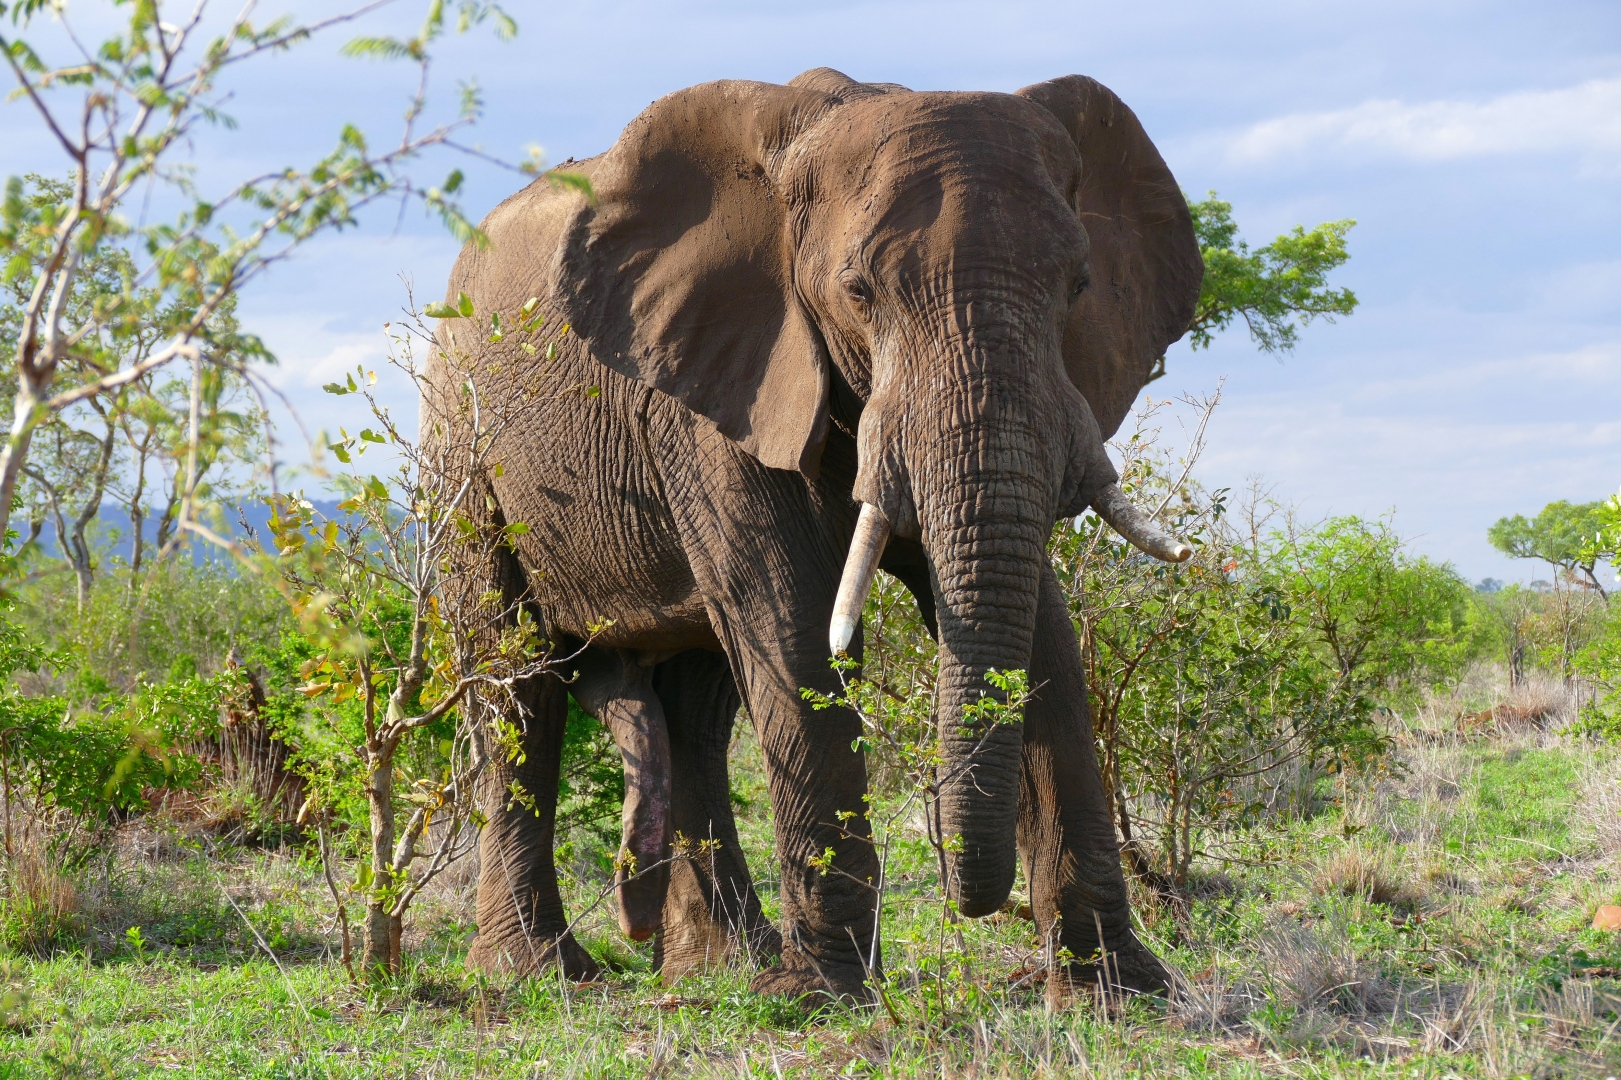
[1441,746,1579,859]
[1,720,1618,1077]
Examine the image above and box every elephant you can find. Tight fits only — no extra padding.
[434,67,1202,1000]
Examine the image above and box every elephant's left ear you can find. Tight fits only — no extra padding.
[553,80,838,476]
[1016,76,1203,441]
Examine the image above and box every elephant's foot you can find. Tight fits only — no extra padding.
[616,861,670,943]
[653,853,782,983]
[1046,932,1172,1008]
[466,930,601,982]
[748,949,871,1004]
[656,911,782,983]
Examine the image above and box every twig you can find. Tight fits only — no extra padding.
[220,883,311,1021]
[316,818,357,982]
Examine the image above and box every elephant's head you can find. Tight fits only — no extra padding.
[554,68,1201,916]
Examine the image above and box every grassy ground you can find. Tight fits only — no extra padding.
[1,672,1618,1078]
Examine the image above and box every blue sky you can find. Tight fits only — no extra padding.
[5,1,1618,583]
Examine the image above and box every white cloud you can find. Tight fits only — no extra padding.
[1227,77,1621,170]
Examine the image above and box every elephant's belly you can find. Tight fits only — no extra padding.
[493,375,716,653]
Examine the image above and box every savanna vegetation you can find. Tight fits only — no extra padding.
[0,2,1617,1077]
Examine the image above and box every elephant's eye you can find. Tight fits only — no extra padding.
[841,273,872,308]
[1070,272,1091,300]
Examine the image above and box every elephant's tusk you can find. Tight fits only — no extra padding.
[829,503,891,656]
[1090,483,1194,563]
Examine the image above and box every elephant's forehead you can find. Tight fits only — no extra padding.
[798,91,1078,188]
[797,100,1086,278]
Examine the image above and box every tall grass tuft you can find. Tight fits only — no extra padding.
[0,844,82,955]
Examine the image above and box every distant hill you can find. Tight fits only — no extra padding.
[24,500,343,565]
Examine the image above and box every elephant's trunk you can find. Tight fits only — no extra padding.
[922,462,1049,917]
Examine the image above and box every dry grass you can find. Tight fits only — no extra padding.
[1574,751,1621,863]
[1313,845,1423,910]
[1414,667,1590,739]
[0,839,83,955]
[1257,919,1394,1018]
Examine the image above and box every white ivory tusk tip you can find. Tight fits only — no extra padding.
[830,616,857,657]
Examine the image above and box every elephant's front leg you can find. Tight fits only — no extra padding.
[467,672,600,979]
[734,631,879,1001]
[679,488,878,997]
[1017,564,1172,997]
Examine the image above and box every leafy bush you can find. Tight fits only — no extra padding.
[0,603,228,843]
[1574,602,1621,738]
[1053,405,1470,887]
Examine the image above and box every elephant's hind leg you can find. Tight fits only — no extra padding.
[467,672,600,980]
[1017,564,1172,998]
[652,649,782,981]
[569,648,675,942]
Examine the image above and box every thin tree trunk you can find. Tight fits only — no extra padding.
[66,409,117,610]
[364,736,398,978]
[0,380,49,547]
[127,428,154,577]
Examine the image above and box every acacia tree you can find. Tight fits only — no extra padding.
[1176,194,1358,368]
[1489,500,1614,600]
[0,0,539,560]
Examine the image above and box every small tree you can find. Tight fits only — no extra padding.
[1478,584,1543,687]
[0,0,535,559]
[2,176,269,605]
[1275,515,1473,701]
[257,303,582,979]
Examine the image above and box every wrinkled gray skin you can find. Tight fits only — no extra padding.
[437,69,1201,999]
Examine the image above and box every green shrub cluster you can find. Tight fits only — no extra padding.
[0,597,230,836]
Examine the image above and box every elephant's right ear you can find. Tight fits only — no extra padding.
[554,80,837,476]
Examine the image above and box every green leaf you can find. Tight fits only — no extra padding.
[504,521,529,535]
[322,382,351,396]
[456,291,475,317]
[359,428,386,444]
[422,301,462,319]
[340,35,420,61]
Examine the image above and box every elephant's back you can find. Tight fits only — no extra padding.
[434,158,718,651]
[445,155,607,314]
